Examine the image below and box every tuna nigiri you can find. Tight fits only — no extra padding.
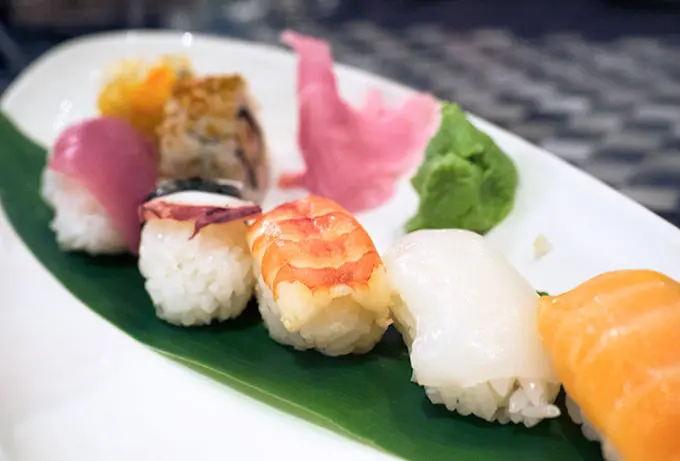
[383,229,561,427]
[537,270,680,461]
[278,30,439,213]
[246,195,393,356]
[41,116,157,255]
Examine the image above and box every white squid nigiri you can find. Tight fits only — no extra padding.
[383,229,560,427]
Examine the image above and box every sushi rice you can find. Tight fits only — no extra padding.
[41,169,127,254]
[255,273,391,356]
[565,396,620,461]
[139,218,253,326]
[423,377,560,428]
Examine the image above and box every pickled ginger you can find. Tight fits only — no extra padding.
[278,30,439,213]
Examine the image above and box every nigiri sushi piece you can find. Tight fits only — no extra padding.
[538,270,680,461]
[246,195,393,356]
[278,30,439,213]
[157,75,271,204]
[97,54,194,142]
[139,178,261,326]
[383,229,561,427]
[41,116,157,255]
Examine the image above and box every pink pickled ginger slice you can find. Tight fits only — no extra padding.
[48,116,157,253]
[279,30,439,212]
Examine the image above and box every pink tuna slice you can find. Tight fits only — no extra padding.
[278,30,439,212]
[48,116,158,253]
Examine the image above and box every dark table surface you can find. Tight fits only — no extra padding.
[2,0,680,224]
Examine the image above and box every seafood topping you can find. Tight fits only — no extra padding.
[537,270,680,461]
[141,190,261,238]
[248,195,385,299]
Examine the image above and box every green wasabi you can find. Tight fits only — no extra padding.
[406,102,519,234]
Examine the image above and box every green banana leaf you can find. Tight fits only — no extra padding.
[0,112,601,461]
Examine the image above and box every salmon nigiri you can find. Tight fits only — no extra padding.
[537,270,680,461]
[246,195,393,356]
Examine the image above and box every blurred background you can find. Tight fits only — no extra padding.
[1,0,680,223]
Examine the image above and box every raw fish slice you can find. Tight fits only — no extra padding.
[383,229,560,427]
[279,30,439,212]
[45,116,157,253]
[537,270,680,461]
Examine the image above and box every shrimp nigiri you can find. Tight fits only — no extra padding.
[246,195,392,356]
[537,270,680,461]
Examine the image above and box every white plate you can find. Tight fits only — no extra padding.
[1,30,679,461]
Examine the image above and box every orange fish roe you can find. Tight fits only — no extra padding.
[96,55,194,142]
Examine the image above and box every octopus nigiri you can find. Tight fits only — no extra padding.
[139,178,261,326]
[246,195,392,356]
[156,75,271,204]
[537,270,680,461]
